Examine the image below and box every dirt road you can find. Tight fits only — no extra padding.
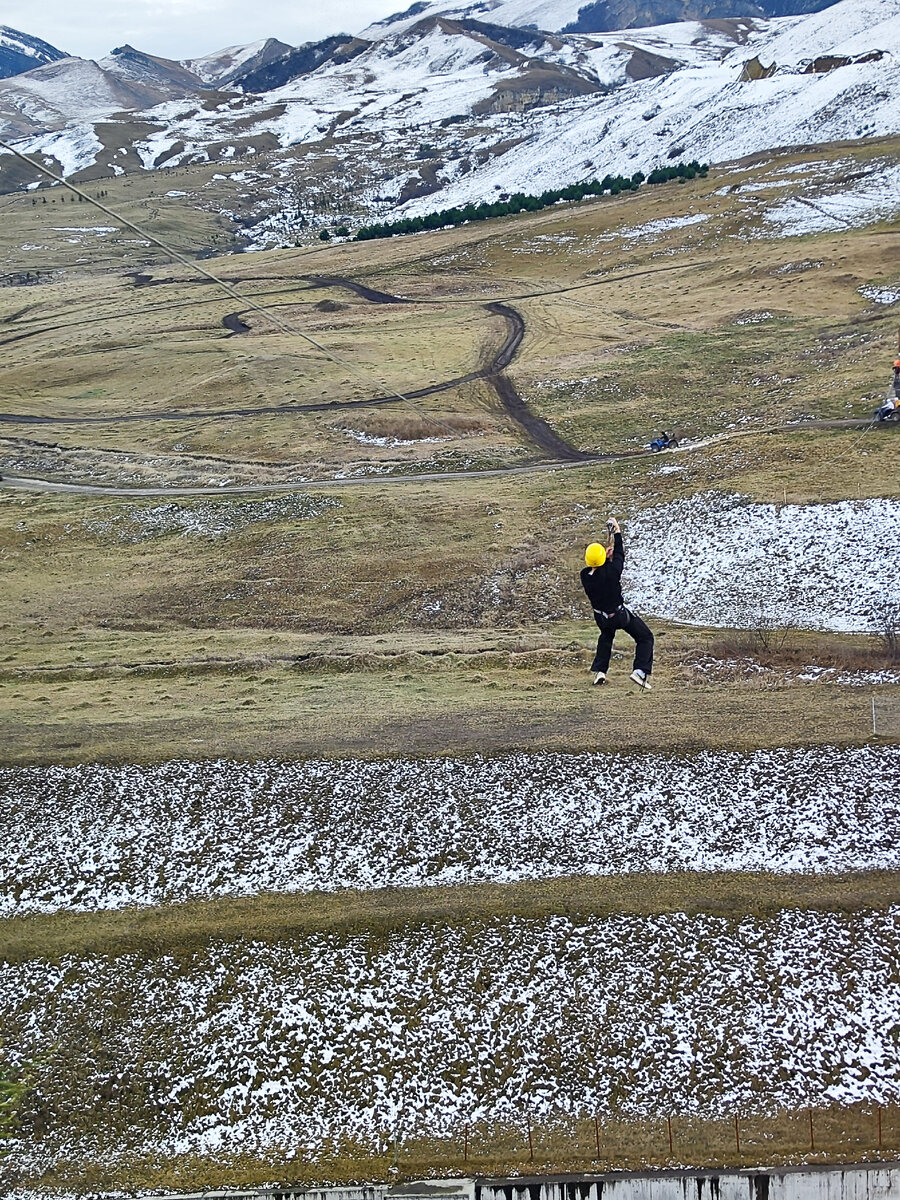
[1,272,589,460]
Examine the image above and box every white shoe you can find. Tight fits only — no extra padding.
[592,671,607,686]
[630,668,652,690]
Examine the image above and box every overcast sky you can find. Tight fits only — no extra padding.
[5,0,407,61]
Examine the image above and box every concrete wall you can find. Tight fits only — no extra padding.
[476,1167,900,1200]
[152,1165,900,1200]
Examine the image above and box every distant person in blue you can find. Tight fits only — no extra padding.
[581,518,654,690]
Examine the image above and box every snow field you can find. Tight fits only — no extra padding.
[3,746,900,916]
[763,163,900,236]
[5,907,900,1164]
[625,494,900,632]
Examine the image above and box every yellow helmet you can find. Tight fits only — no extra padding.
[585,542,607,568]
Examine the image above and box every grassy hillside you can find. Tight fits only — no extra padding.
[1,136,899,1194]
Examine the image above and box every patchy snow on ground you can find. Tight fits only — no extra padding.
[763,163,900,235]
[689,655,900,686]
[734,311,775,324]
[5,906,900,1169]
[82,493,339,542]
[626,493,900,632]
[341,427,446,447]
[620,213,710,239]
[860,284,900,305]
[2,746,899,916]
[18,123,103,178]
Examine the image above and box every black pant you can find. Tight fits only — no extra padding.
[591,607,654,675]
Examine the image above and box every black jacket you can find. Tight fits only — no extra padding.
[580,533,625,614]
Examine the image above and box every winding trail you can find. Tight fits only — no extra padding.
[304,275,412,305]
[0,271,882,497]
[0,275,589,460]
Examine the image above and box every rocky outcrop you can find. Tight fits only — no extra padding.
[739,54,777,78]
[473,63,603,113]
[802,48,884,71]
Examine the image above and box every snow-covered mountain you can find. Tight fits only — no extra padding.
[0,0,897,237]
[0,37,304,140]
[99,45,204,94]
[360,0,837,37]
[0,25,67,79]
[231,34,371,93]
[182,38,293,88]
[0,50,206,139]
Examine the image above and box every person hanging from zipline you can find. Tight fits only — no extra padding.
[581,518,654,690]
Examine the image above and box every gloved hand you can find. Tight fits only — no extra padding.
[607,517,621,534]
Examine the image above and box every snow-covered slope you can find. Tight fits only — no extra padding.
[742,0,900,61]
[0,25,67,80]
[0,54,205,139]
[0,0,898,218]
[360,0,839,35]
[182,37,293,87]
[626,495,900,632]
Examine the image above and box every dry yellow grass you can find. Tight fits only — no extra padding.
[1,139,899,1195]
[4,869,900,965]
[3,139,899,486]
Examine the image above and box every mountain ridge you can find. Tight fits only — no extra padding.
[359,0,841,36]
[0,0,896,246]
[182,37,294,87]
[0,24,67,80]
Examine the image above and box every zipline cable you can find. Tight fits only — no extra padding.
[0,140,460,434]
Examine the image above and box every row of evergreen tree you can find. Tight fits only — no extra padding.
[354,160,708,241]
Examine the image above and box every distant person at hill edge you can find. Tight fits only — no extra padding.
[581,518,654,690]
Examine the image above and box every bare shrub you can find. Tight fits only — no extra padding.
[750,603,796,656]
[504,536,554,575]
[870,598,900,660]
